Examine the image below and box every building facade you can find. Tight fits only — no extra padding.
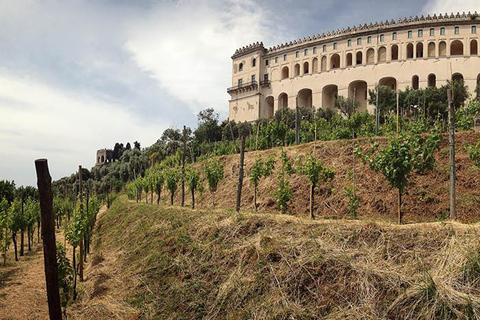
[228,12,480,122]
[96,149,114,165]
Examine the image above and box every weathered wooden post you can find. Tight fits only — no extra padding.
[181,125,186,207]
[236,136,245,213]
[78,165,84,282]
[35,159,62,320]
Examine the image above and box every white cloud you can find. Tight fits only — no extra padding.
[0,73,163,185]
[124,0,280,117]
[422,0,479,14]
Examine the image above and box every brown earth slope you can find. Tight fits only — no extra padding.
[169,131,480,223]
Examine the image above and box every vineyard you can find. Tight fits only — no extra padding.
[2,80,480,318]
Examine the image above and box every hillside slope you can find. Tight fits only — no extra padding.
[177,131,480,223]
[70,197,480,319]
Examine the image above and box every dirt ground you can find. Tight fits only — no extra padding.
[0,231,63,320]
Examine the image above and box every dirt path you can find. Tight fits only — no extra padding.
[0,231,65,320]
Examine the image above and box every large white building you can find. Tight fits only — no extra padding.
[228,12,480,122]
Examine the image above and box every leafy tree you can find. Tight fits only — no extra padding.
[152,169,165,205]
[185,167,200,209]
[298,156,335,219]
[194,108,222,143]
[368,86,397,114]
[273,151,295,214]
[249,154,275,211]
[360,131,441,223]
[204,158,224,208]
[126,142,132,150]
[134,141,141,150]
[0,199,10,265]
[165,168,178,206]
[334,96,359,119]
[0,180,15,205]
[142,176,150,203]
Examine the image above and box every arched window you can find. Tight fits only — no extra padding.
[281,66,289,80]
[366,48,375,64]
[239,62,244,71]
[428,42,436,58]
[416,42,424,58]
[321,56,327,72]
[412,75,419,90]
[330,54,340,69]
[451,40,464,56]
[407,43,414,59]
[303,62,309,74]
[252,58,256,67]
[428,74,436,88]
[452,73,464,82]
[346,53,353,66]
[294,63,300,76]
[356,51,363,65]
[378,46,386,62]
[278,93,288,109]
[471,40,478,55]
[439,41,447,57]
[312,58,318,73]
[391,44,399,61]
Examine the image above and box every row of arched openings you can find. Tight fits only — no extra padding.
[279,40,478,80]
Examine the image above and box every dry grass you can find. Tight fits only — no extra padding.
[70,196,480,319]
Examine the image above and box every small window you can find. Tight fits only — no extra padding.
[430,28,435,36]
[455,26,460,35]
[304,49,308,56]
[472,26,477,34]
[347,39,352,47]
[264,74,268,81]
[408,30,413,38]
[239,63,243,71]
[367,36,371,44]
[313,47,317,54]
[418,29,423,37]
[238,79,243,87]
[252,58,256,67]
[295,51,299,58]
[283,54,287,61]
[275,56,278,63]
[333,42,337,50]
[357,38,362,45]
[392,32,397,40]
[265,59,269,66]
[251,75,256,83]
[379,34,384,42]
[440,27,446,35]
[323,45,327,52]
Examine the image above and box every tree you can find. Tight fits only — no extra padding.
[249,155,275,211]
[0,199,10,265]
[152,168,165,205]
[8,200,22,261]
[186,167,200,209]
[368,86,397,114]
[204,158,224,208]
[273,151,295,214]
[298,156,335,219]
[334,96,359,119]
[0,180,15,205]
[134,141,141,150]
[165,168,178,206]
[360,131,441,224]
[194,108,222,143]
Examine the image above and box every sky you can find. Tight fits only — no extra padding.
[0,0,478,186]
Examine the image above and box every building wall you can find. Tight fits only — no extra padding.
[229,15,480,122]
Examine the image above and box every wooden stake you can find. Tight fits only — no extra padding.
[236,136,245,213]
[35,159,62,320]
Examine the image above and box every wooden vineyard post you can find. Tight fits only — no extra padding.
[181,125,186,207]
[35,159,62,320]
[236,136,245,212]
[79,165,84,282]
